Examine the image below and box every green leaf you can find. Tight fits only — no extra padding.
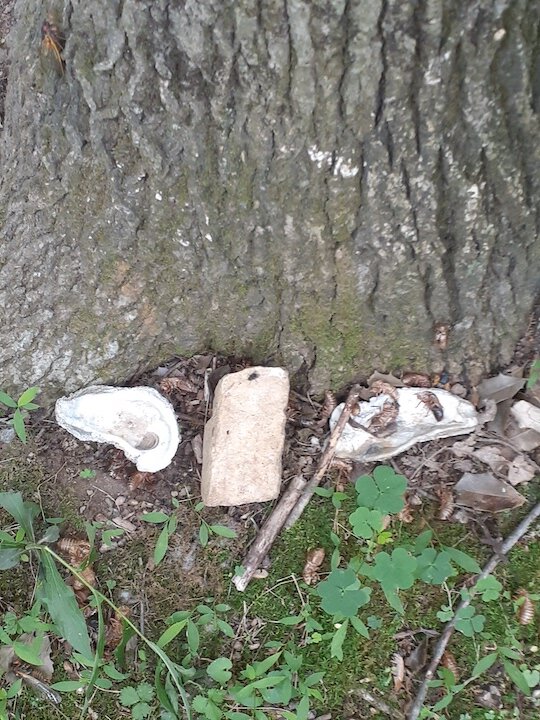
[0,491,39,540]
[216,619,235,637]
[355,466,407,513]
[473,575,502,601]
[314,487,333,497]
[317,568,371,618]
[444,547,481,574]
[250,652,282,678]
[79,469,96,479]
[38,552,93,658]
[132,702,153,720]
[12,639,44,666]
[471,652,498,678]
[39,525,60,544]
[102,664,129,680]
[295,695,310,720]
[187,619,200,655]
[12,409,27,443]
[330,620,349,661]
[136,682,155,702]
[499,646,522,660]
[413,530,433,554]
[371,548,417,592]
[120,686,141,707]
[50,680,86,692]
[139,512,169,524]
[209,525,237,539]
[199,523,209,547]
[503,660,531,696]
[277,615,303,625]
[154,526,170,566]
[207,657,233,684]
[348,507,384,539]
[0,391,17,407]
[431,693,454,712]
[415,549,455,585]
[17,387,40,406]
[157,619,188,648]
[454,606,485,637]
[350,616,370,638]
[0,548,22,569]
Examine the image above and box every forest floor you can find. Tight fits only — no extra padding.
[0,344,539,720]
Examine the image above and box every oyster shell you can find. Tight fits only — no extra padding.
[55,385,180,472]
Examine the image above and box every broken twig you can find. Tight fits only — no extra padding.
[232,476,307,591]
[407,500,540,720]
[285,384,361,529]
[350,688,405,719]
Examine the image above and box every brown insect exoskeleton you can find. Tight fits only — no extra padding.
[369,399,399,435]
[434,323,449,350]
[416,391,444,422]
[41,18,65,74]
[369,380,400,403]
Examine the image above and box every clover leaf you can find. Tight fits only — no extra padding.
[348,507,384,539]
[473,575,502,602]
[355,466,407,513]
[415,549,455,585]
[455,605,485,637]
[317,568,371,618]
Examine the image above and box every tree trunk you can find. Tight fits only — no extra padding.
[0,0,538,400]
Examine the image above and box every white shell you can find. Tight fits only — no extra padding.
[330,387,478,462]
[55,386,180,472]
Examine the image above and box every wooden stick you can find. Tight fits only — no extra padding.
[350,689,405,719]
[284,384,361,529]
[407,500,540,720]
[232,476,307,591]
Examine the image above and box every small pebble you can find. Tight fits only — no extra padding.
[115,496,126,507]
[79,506,86,514]
[170,490,179,497]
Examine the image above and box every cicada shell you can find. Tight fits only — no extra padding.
[434,323,449,350]
[369,380,399,403]
[129,470,156,491]
[57,538,91,564]
[369,399,399,435]
[41,17,65,74]
[392,653,405,692]
[515,589,535,625]
[302,547,325,585]
[437,487,455,520]
[416,391,444,422]
[159,376,198,395]
[441,651,459,681]
[402,372,432,388]
[316,390,337,427]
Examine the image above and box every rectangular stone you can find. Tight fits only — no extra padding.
[201,366,289,506]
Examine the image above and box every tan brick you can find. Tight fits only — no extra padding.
[201,367,289,506]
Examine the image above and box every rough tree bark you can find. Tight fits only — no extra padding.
[0,0,538,400]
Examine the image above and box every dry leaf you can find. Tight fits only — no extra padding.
[507,455,536,486]
[112,516,137,533]
[510,400,540,433]
[454,472,526,512]
[392,653,405,692]
[405,637,429,672]
[367,371,403,387]
[515,589,535,625]
[472,446,508,474]
[302,548,325,585]
[478,374,525,404]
